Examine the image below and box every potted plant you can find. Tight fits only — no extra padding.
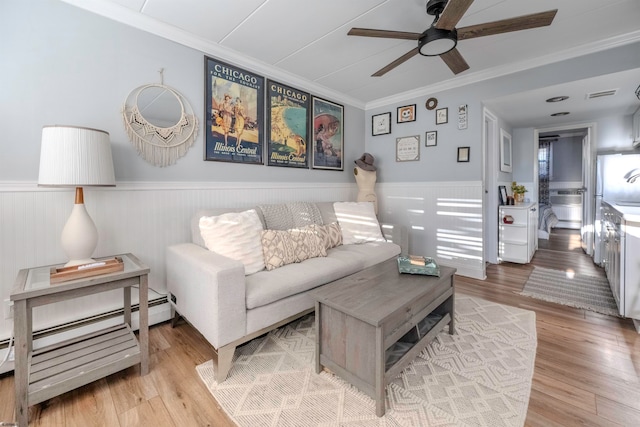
[511,181,527,203]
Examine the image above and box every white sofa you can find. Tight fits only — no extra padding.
[166,201,406,382]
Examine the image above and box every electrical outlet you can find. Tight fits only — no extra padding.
[3,298,13,319]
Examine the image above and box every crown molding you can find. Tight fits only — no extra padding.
[59,1,640,112]
[0,180,354,192]
[365,29,640,110]
[59,0,367,109]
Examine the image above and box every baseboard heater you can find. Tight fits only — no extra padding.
[0,296,170,374]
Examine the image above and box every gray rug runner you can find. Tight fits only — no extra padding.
[197,295,537,426]
[520,266,619,316]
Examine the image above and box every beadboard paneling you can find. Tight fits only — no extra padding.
[0,180,485,340]
[0,182,355,339]
[377,181,485,280]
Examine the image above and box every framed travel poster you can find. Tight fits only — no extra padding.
[266,80,310,168]
[204,56,264,164]
[312,97,344,170]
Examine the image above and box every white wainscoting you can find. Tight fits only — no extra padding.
[0,180,485,342]
[377,181,485,280]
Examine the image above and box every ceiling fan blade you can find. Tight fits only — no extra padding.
[457,9,558,40]
[372,48,420,77]
[348,28,421,40]
[440,48,469,74]
[435,0,474,30]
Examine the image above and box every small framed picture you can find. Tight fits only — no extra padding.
[457,146,470,162]
[396,135,420,162]
[372,112,391,136]
[397,104,416,123]
[499,185,508,205]
[436,107,448,125]
[425,131,437,146]
[458,104,468,130]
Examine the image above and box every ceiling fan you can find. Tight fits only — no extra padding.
[348,0,557,76]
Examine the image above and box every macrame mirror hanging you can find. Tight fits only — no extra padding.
[122,71,198,167]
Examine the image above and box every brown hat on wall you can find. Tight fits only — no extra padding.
[355,152,376,171]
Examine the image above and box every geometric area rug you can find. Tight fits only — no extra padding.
[196,295,537,427]
[519,266,619,317]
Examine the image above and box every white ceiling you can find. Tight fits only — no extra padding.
[485,68,640,128]
[65,0,640,121]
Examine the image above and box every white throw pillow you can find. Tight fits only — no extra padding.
[333,202,385,245]
[199,209,265,275]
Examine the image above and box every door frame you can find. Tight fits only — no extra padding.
[483,107,499,267]
[533,122,597,254]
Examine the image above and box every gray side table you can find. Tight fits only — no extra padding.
[10,253,150,427]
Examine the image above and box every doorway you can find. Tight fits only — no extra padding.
[534,123,596,255]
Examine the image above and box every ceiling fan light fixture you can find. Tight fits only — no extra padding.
[418,27,457,56]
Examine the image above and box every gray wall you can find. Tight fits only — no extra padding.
[364,41,640,183]
[0,0,364,184]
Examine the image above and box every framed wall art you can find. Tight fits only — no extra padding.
[266,80,309,168]
[458,104,468,130]
[436,107,448,125]
[500,128,512,172]
[372,112,391,136]
[204,56,264,164]
[312,97,344,170]
[425,130,437,146]
[397,104,416,123]
[499,185,508,205]
[396,135,420,162]
[457,146,470,162]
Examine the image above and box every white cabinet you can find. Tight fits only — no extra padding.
[603,202,640,323]
[499,202,538,264]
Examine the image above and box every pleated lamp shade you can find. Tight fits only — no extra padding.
[38,125,116,187]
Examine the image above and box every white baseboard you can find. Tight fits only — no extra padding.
[0,301,172,375]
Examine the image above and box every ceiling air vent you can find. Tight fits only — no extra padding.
[586,89,618,99]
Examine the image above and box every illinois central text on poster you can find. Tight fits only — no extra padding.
[205,57,264,164]
[267,80,310,168]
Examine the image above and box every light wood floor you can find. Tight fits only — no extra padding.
[1,229,639,426]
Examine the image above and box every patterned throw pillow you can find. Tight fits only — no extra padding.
[261,226,327,271]
[326,222,343,248]
[199,209,265,275]
[261,229,297,270]
[309,223,342,250]
[289,226,327,261]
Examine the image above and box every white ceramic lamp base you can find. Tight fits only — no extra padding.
[61,202,98,267]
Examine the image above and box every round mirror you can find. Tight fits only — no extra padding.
[136,86,182,128]
[123,83,198,167]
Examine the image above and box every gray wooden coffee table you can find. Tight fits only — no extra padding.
[310,257,455,417]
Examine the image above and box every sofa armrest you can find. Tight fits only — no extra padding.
[166,243,246,349]
[380,223,408,254]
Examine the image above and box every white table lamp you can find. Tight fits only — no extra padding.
[38,125,116,267]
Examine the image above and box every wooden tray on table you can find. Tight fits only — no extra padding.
[50,257,124,284]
